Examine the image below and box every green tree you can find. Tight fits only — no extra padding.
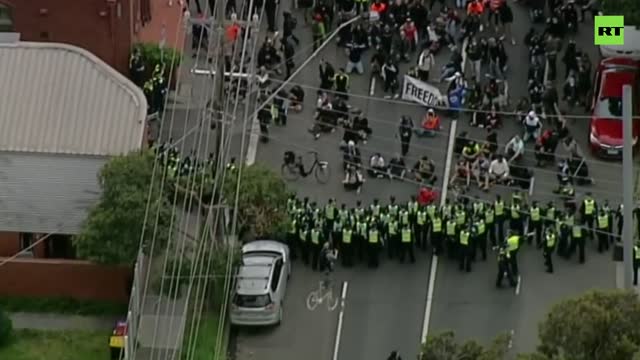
[602,0,640,26]
[530,290,640,360]
[0,309,12,347]
[74,151,172,264]
[419,331,510,360]
[222,164,290,239]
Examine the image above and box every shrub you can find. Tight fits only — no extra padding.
[133,43,182,78]
[0,309,13,347]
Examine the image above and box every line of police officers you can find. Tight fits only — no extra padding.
[285,190,637,288]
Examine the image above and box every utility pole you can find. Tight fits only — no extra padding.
[623,85,634,290]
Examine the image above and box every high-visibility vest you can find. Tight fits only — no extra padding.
[388,221,398,235]
[460,230,470,245]
[408,201,419,214]
[546,233,556,247]
[598,214,609,229]
[355,207,365,218]
[338,209,349,221]
[564,215,574,227]
[635,246,640,260]
[511,205,520,219]
[313,208,321,221]
[473,202,484,214]
[530,207,540,222]
[432,217,442,232]
[325,205,335,219]
[475,220,486,234]
[456,210,466,225]
[289,220,297,234]
[333,221,343,232]
[287,198,296,212]
[380,213,389,225]
[400,211,410,225]
[357,222,367,235]
[417,211,427,225]
[546,207,556,221]
[311,229,321,244]
[300,229,309,241]
[402,228,412,243]
[368,229,379,243]
[572,225,582,238]
[343,229,353,244]
[442,205,453,219]
[426,205,437,218]
[495,201,504,216]
[388,205,399,217]
[507,236,519,252]
[584,199,595,215]
[485,208,494,224]
[446,220,456,235]
[371,204,381,216]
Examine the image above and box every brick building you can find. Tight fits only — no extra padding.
[0,0,183,76]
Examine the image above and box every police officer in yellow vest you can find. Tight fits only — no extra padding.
[484,205,495,247]
[407,195,419,226]
[416,206,428,251]
[580,192,597,239]
[310,224,325,271]
[528,201,543,246]
[355,218,368,262]
[596,209,610,253]
[446,217,457,260]
[341,224,354,267]
[634,243,640,285]
[510,198,524,235]
[332,216,344,247]
[494,195,506,241]
[399,224,415,263]
[298,223,310,265]
[570,219,586,264]
[506,231,520,276]
[367,225,381,268]
[459,225,472,272]
[472,215,487,261]
[387,216,399,259]
[496,243,516,288]
[399,206,411,228]
[455,204,467,237]
[287,216,300,261]
[543,227,557,273]
[325,199,337,239]
[431,212,444,255]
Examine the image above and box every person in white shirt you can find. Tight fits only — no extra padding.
[417,48,436,81]
[505,134,525,163]
[484,154,510,190]
[522,110,542,142]
[368,153,387,177]
[343,164,364,193]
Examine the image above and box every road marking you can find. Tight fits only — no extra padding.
[369,77,376,96]
[245,116,260,165]
[508,329,515,349]
[333,281,348,360]
[528,176,535,197]
[461,38,469,72]
[515,275,522,295]
[421,119,458,343]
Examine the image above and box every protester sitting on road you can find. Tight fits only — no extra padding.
[454,131,469,156]
[484,154,510,190]
[535,129,559,166]
[343,164,364,193]
[342,140,361,170]
[462,140,481,163]
[388,154,407,179]
[351,109,372,143]
[418,185,439,205]
[522,110,542,142]
[484,126,499,155]
[505,134,524,163]
[449,159,471,188]
[563,135,582,160]
[413,156,437,184]
[369,153,388,178]
[415,108,441,137]
[289,85,305,112]
[471,153,490,188]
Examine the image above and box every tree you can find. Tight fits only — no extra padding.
[74,151,173,264]
[420,331,510,360]
[0,309,12,347]
[531,290,640,360]
[222,164,290,239]
[602,0,640,26]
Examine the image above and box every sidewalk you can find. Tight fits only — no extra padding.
[10,312,119,331]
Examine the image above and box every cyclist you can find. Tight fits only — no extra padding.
[320,242,338,287]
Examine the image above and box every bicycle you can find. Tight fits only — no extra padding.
[281,151,331,184]
[306,274,339,311]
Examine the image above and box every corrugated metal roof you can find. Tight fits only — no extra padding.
[0,152,106,235]
[0,42,148,156]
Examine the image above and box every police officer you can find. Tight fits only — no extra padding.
[473,215,487,261]
[455,204,467,238]
[416,205,428,251]
[596,209,610,253]
[388,196,400,220]
[506,231,520,276]
[494,195,506,241]
[367,223,381,268]
[387,215,400,259]
[558,210,573,258]
[334,68,350,100]
[441,199,454,220]
[354,200,366,220]
[543,227,557,273]
[510,196,524,235]
[299,223,310,265]
[544,201,557,232]
[371,198,382,218]
[310,224,324,270]
[459,225,472,272]
[446,216,457,259]
[287,215,299,260]
[528,201,543,246]
[581,192,597,239]
[496,243,516,288]
[325,199,337,239]
[400,224,416,263]
[485,203,496,247]
[355,215,368,262]
[332,214,343,246]
[341,223,354,267]
[129,48,145,87]
[634,242,640,285]
[143,79,156,113]
[379,209,390,254]
[571,219,586,264]
[431,211,444,255]
[407,195,419,227]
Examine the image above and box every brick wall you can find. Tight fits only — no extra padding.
[0,232,19,257]
[0,258,132,302]
[2,0,134,75]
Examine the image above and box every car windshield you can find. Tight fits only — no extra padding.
[234,294,271,308]
[596,97,623,118]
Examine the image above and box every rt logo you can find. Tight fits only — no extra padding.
[595,15,624,45]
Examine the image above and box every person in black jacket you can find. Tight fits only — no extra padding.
[265,0,278,32]
[319,59,335,92]
[282,39,296,79]
[283,12,299,45]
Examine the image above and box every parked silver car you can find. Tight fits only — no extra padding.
[230,240,290,326]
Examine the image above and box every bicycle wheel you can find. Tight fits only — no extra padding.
[314,161,331,184]
[327,292,339,311]
[306,291,320,311]
[281,163,301,181]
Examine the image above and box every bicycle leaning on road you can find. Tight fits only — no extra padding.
[306,246,339,311]
[281,150,331,184]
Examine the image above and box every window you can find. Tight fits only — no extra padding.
[0,4,14,32]
[270,259,283,292]
[20,233,33,251]
[233,294,271,308]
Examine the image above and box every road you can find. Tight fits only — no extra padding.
[166,0,626,359]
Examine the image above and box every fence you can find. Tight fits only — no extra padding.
[124,249,148,360]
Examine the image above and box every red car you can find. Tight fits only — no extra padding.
[589,58,640,158]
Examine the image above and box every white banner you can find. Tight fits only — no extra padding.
[401,75,447,107]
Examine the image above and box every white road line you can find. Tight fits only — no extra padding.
[245,116,260,165]
[333,281,349,360]
[421,119,458,343]
[528,176,535,197]
[461,37,469,75]
[515,275,522,295]
[369,77,376,96]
